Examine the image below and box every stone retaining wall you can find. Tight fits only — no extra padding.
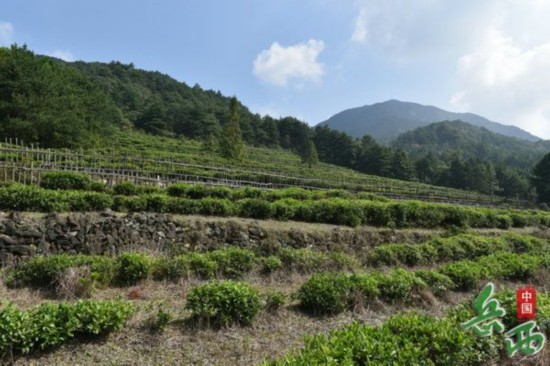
[0,211,434,263]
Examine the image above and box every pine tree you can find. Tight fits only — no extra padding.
[220,97,244,161]
[531,152,550,204]
[302,140,319,168]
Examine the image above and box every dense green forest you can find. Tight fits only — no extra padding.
[1,44,549,202]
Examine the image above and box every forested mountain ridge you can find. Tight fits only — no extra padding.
[319,99,540,142]
[392,120,550,169]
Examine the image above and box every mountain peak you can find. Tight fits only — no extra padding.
[318,100,540,143]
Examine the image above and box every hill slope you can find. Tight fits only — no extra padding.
[318,100,540,142]
[392,120,550,169]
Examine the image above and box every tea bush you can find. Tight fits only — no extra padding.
[7,255,113,288]
[40,171,91,191]
[439,260,486,291]
[186,280,261,327]
[0,300,134,357]
[208,248,257,278]
[113,181,139,196]
[414,270,454,296]
[114,252,151,286]
[262,312,499,365]
[372,269,426,303]
[296,273,354,315]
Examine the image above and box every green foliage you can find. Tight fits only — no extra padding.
[144,303,172,333]
[263,291,286,312]
[186,280,261,327]
[414,270,454,296]
[532,152,550,204]
[40,171,92,191]
[7,255,113,288]
[219,97,244,161]
[349,273,380,302]
[113,181,139,196]
[262,312,499,365]
[208,248,257,278]
[237,198,274,219]
[0,300,134,357]
[260,256,283,274]
[439,261,486,291]
[67,191,113,211]
[114,253,151,286]
[296,273,354,316]
[372,269,426,303]
[0,45,121,148]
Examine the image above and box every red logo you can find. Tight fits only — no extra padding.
[516,286,536,321]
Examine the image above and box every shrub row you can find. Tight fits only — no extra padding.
[264,291,550,365]
[6,248,359,289]
[297,252,549,315]
[440,252,547,291]
[297,269,428,316]
[0,300,134,358]
[2,183,549,228]
[368,233,547,266]
[0,184,112,211]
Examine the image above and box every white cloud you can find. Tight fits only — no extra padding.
[451,26,550,138]
[0,21,14,46]
[49,49,75,62]
[253,39,325,87]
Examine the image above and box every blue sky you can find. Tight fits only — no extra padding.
[3,0,550,138]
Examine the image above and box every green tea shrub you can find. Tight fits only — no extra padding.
[114,252,151,286]
[277,248,328,273]
[230,187,265,200]
[144,194,168,212]
[40,171,91,191]
[8,255,113,288]
[362,202,392,226]
[237,198,274,219]
[113,195,147,212]
[262,313,499,365]
[263,291,286,312]
[260,256,283,274]
[168,253,218,280]
[67,191,113,211]
[349,273,380,303]
[439,261,485,291]
[186,280,261,327]
[208,248,257,278]
[166,183,190,197]
[373,269,427,303]
[271,198,300,220]
[0,300,134,357]
[89,181,109,193]
[477,252,541,280]
[0,184,68,211]
[310,199,363,227]
[198,198,234,216]
[414,270,454,296]
[165,198,202,215]
[113,181,138,196]
[296,273,353,315]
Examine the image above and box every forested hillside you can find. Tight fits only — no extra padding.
[393,120,550,169]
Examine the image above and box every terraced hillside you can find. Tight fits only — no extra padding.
[0,181,549,365]
[0,132,529,208]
